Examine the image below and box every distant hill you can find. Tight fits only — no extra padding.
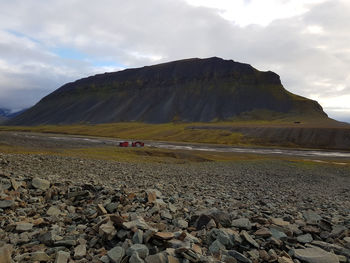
[8,57,329,125]
[0,108,27,123]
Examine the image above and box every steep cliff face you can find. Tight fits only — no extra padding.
[8,57,327,125]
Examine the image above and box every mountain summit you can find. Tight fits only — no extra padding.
[9,57,327,125]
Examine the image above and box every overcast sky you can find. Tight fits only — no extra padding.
[0,0,349,122]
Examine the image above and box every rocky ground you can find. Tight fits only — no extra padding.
[0,152,350,263]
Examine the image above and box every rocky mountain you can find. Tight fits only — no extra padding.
[8,57,328,125]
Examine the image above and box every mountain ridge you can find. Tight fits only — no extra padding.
[7,57,328,125]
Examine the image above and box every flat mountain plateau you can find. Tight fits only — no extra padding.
[0,131,350,262]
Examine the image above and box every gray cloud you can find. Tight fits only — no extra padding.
[0,0,349,121]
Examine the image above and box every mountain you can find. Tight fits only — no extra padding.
[0,108,28,123]
[8,57,328,125]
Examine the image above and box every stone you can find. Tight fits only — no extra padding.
[105,202,118,213]
[130,252,145,263]
[294,247,339,263]
[97,204,108,215]
[47,206,61,216]
[175,219,188,229]
[231,218,252,230]
[278,256,293,263]
[154,232,174,240]
[30,251,51,261]
[100,255,110,263]
[10,178,20,190]
[54,240,77,247]
[209,240,225,254]
[0,244,12,263]
[38,231,55,246]
[168,255,180,263]
[195,214,212,230]
[0,200,14,208]
[227,250,252,263]
[74,244,86,259]
[100,220,117,239]
[296,233,313,243]
[269,227,287,240]
[133,230,144,244]
[160,210,172,220]
[145,252,167,263]
[181,248,200,262]
[303,210,322,225]
[123,218,155,231]
[107,246,125,263]
[270,218,290,227]
[147,191,157,203]
[337,255,347,263]
[126,244,149,259]
[32,177,50,190]
[241,230,259,248]
[55,251,70,263]
[16,222,34,232]
[254,228,272,237]
[0,178,11,190]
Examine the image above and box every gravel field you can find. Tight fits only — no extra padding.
[0,133,350,262]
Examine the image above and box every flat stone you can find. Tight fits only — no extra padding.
[231,218,252,230]
[241,230,259,248]
[74,244,86,259]
[175,219,188,229]
[0,200,14,209]
[30,251,51,261]
[168,255,180,263]
[294,247,339,263]
[10,178,20,190]
[107,246,125,263]
[133,230,144,244]
[145,252,167,263]
[123,218,155,231]
[209,240,225,254]
[97,204,108,215]
[254,228,272,237]
[154,232,174,240]
[99,220,117,239]
[303,211,322,225]
[0,244,12,263]
[38,231,55,246]
[54,240,77,247]
[147,191,157,203]
[270,218,290,227]
[127,244,149,259]
[160,210,172,220]
[269,227,287,240]
[55,251,70,263]
[0,179,11,190]
[16,222,34,232]
[227,250,252,263]
[297,233,313,243]
[130,252,144,263]
[47,206,61,216]
[32,177,50,190]
[278,256,294,263]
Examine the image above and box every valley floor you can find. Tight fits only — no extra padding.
[0,131,349,262]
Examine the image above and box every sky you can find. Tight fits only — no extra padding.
[0,0,349,122]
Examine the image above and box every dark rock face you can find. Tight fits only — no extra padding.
[8,57,327,125]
